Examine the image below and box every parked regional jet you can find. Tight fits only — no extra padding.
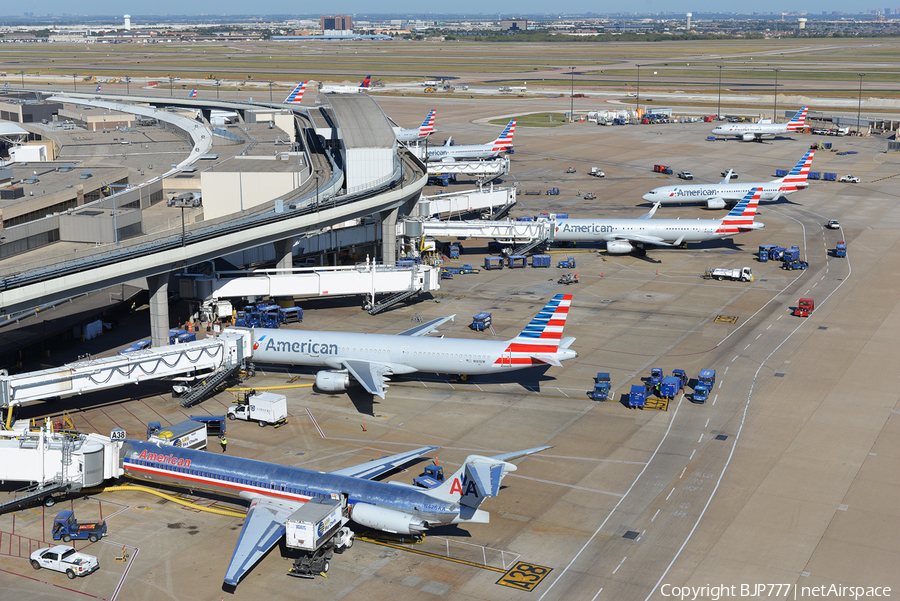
[554,188,764,254]
[643,147,816,209]
[396,109,436,143]
[283,81,308,103]
[121,439,549,586]
[425,119,516,162]
[319,75,371,94]
[232,293,574,398]
[711,106,808,141]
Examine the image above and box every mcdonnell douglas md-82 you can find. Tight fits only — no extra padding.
[425,119,516,162]
[230,293,575,398]
[712,106,808,141]
[121,438,550,586]
[553,188,764,254]
[643,147,816,209]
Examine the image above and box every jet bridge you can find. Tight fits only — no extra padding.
[0,332,251,416]
[426,157,510,185]
[417,185,517,220]
[416,219,555,247]
[178,262,440,308]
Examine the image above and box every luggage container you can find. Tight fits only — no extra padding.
[470,312,492,331]
[507,255,527,269]
[531,255,551,268]
[484,257,504,271]
[629,385,646,408]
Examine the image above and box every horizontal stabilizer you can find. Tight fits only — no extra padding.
[330,445,439,480]
[532,354,563,367]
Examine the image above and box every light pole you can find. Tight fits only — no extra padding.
[717,65,723,120]
[125,76,130,95]
[772,68,780,122]
[168,75,174,97]
[215,80,220,99]
[636,64,641,118]
[268,81,273,103]
[19,71,25,88]
[857,73,865,135]
[569,66,575,122]
[72,73,77,92]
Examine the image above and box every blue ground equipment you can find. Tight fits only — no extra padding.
[693,369,716,403]
[629,385,647,409]
[590,373,611,401]
[471,312,492,332]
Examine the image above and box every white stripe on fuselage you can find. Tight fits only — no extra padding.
[554,218,722,243]
[246,329,520,374]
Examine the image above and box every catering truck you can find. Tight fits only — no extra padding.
[227,391,288,427]
[285,498,353,578]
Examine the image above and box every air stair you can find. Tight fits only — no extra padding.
[365,288,422,315]
[179,364,242,408]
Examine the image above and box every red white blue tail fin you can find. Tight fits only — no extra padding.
[418,110,436,137]
[778,147,816,191]
[284,81,307,103]
[189,88,198,98]
[360,75,371,88]
[95,85,101,93]
[717,187,762,233]
[491,119,516,149]
[785,106,808,131]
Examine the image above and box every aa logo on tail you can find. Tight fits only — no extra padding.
[449,474,480,499]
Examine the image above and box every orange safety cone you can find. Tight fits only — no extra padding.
[362,421,366,432]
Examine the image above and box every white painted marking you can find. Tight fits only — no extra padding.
[705,418,710,428]
[766,324,772,330]
[698,434,703,443]
[821,275,826,280]
[557,388,569,398]
[590,588,604,601]
[744,344,751,350]
[756,333,761,339]
[639,530,645,540]
[724,367,728,374]
[712,394,718,405]
[651,509,660,522]
[718,381,723,389]
[689,449,696,460]
[805,289,810,294]
[612,557,626,574]
[679,467,686,479]
[777,315,783,321]
[731,355,738,362]
[813,282,817,288]
[666,488,675,501]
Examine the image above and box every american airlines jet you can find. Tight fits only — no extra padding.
[396,109,436,143]
[643,147,816,209]
[231,292,575,398]
[425,119,516,162]
[711,106,808,141]
[554,188,764,254]
[120,438,549,586]
[189,88,198,98]
[319,75,371,94]
[283,81,308,103]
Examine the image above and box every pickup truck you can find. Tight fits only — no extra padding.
[826,219,840,229]
[677,171,693,180]
[839,175,860,183]
[31,546,99,579]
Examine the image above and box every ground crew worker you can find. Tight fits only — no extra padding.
[221,436,227,453]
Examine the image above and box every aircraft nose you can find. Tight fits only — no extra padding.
[642,192,656,201]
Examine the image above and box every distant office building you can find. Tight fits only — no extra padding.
[321,15,353,31]
[500,19,527,32]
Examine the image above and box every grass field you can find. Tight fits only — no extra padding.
[489,113,569,127]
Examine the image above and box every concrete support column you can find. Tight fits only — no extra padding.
[380,207,399,266]
[147,273,169,348]
[274,237,294,271]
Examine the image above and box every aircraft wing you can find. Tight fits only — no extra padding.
[638,202,661,219]
[330,445,439,479]
[342,359,397,399]
[488,445,553,462]
[223,496,300,586]
[612,233,678,247]
[397,315,455,337]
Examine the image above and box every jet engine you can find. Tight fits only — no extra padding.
[606,240,634,254]
[315,370,351,393]
[742,133,757,141]
[350,503,428,535]
[706,198,726,210]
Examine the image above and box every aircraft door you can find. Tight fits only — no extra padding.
[500,348,513,367]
